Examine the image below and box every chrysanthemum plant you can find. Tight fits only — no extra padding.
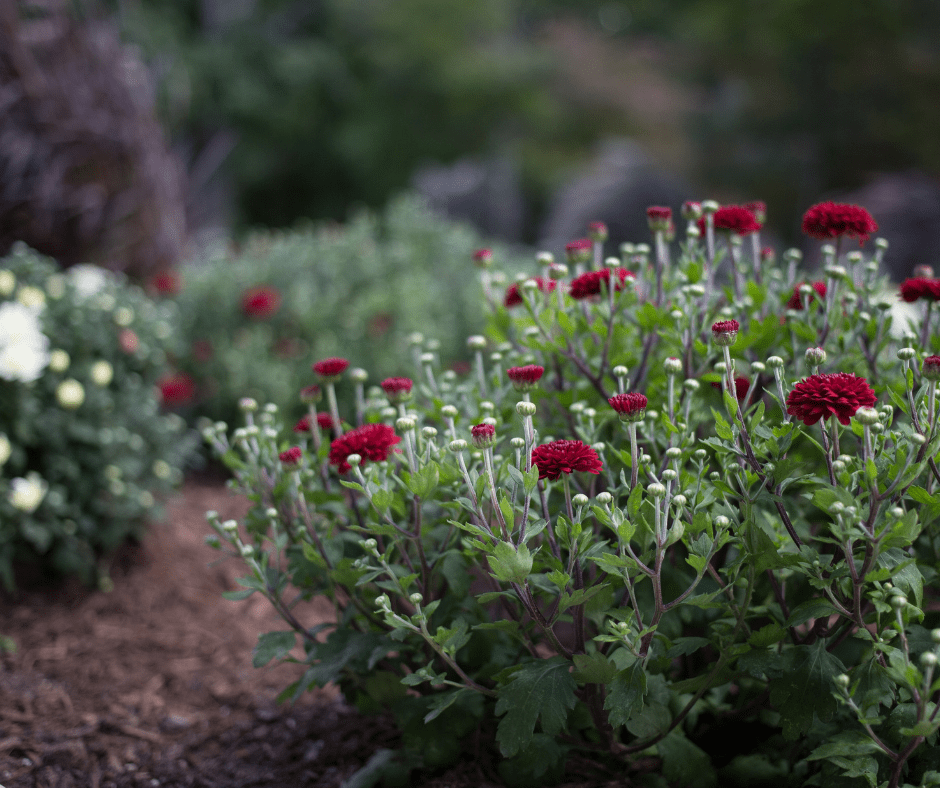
[0,244,196,590]
[207,202,940,787]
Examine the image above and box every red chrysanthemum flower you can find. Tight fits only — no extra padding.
[472,248,493,268]
[504,277,557,308]
[565,238,594,264]
[300,384,322,404]
[313,357,349,378]
[609,392,647,421]
[507,365,544,389]
[471,423,496,448]
[242,285,281,319]
[786,373,877,426]
[697,205,762,236]
[150,270,181,296]
[923,356,940,381]
[710,376,751,402]
[118,328,139,354]
[899,278,940,303]
[646,206,672,221]
[158,373,196,407]
[786,281,827,310]
[760,247,776,264]
[681,201,702,221]
[294,413,333,433]
[381,377,413,398]
[801,202,878,245]
[530,439,603,481]
[587,222,608,242]
[328,423,401,474]
[279,446,302,465]
[744,201,767,224]
[569,268,635,300]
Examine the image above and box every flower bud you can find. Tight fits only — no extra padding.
[919,651,938,668]
[750,361,765,374]
[509,437,525,449]
[572,493,589,507]
[409,592,423,606]
[396,417,416,433]
[596,492,613,504]
[694,449,707,460]
[912,432,927,445]
[239,397,258,412]
[931,629,940,643]
[592,442,605,454]
[923,356,940,381]
[766,356,784,370]
[441,405,458,419]
[713,515,730,528]
[714,361,727,373]
[854,407,880,426]
[548,263,569,280]
[701,200,720,215]
[664,357,683,375]
[889,506,904,518]
[897,347,916,362]
[662,469,677,481]
[834,674,850,689]
[672,494,687,507]
[536,251,554,267]
[467,335,487,351]
[683,379,700,392]
[890,594,907,609]
[449,439,468,452]
[647,483,666,498]
[375,595,390,609]
[805,347,827,367]
[665,447,682,459]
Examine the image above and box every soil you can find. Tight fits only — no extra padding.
[0,475,623,788]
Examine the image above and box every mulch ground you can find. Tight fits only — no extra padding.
[0,475,625,788]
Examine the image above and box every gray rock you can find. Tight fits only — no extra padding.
[411,155,526,243]
[537,137,690,257]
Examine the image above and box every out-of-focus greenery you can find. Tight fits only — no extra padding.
[165,194,533,430]
[96,0,607,233]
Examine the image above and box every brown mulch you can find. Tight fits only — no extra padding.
[0,475,626,788]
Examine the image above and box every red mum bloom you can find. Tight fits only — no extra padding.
[150,270,181,296]
[744,201,767,224]
[801,202,878,245]
[279,446,302,465]
[569,268,635,300]
[158,373,195,407]
[899,278,940,303]
[472,248,493,268]
[711,319,740,346]
[242,285,281,318]
[681,201,702,221]
[588,222,608,242]
[313,357,349,378]
[381,377,414,401]
[300,384,322,404]
[565,238,593,264]
[609,392,647,422]
[786,373,877,426]
[471,423,496,448]
[530,439,603,481]
[504,277,556,307]
[710,377,751,402]
[923,356,940,381]
[328,423,401,474]
[294,413,333,433]
[698,205,762,236]
[786,281,827,310]
[507,365,544,390]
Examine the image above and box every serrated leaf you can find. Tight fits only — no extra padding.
[495,657,578,757]
[659,732,718,788]
[252,631,296,667]
[371,487,393,513]
[604,663,647,728]
[627,483,642,519]
[424,687,474,724]
[488,541,533,583]
[748,623,787,648]
[499,495,515,532]
[712,408,733,441]
[222,588,256,601]
[768,641,846,740]
[558,583,611,614]
[572,651,618,684]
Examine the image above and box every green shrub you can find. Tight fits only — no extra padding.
[0,244,196,589]
[206,203,940,786]
[167,194,532,430]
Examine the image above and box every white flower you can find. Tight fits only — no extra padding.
[67,264,111,300]
[16,286,46,310]
[90,360,114,387]
[0,270,15,296]
[49,349,70,372]
[56,379,85,409]
[0,302,50,382]
[9,472,47,513]
[0,433,10,466]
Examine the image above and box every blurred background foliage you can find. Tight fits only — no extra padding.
[67,0,940,244]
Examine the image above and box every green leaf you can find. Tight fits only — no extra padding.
[748,623,788,648]
[221,588,256,601]
[424,687,474,724]
[557,311,575,336]
[572,651,618,684]
[627,483,642,519]
[488,541,533,583]
[495,657,578,757]
[626,702,671,739]
[558,583,611,614]
[340,479,363,492]
[604,663,647,728]
[524,464,540,494]
[499,495,515,532]
[371,487,393,513]
[768,641,846,739]
[877,548,924,608]
[712,408,733,441]
[659,731,718,788]
[252,631,297,668]
[406,462,439,498]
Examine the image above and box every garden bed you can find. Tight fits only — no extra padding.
[0,476,616,788]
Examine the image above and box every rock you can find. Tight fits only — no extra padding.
[411,155,527,243]
[537,137,690,256]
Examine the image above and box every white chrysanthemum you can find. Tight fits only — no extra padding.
[17,286,46,310]
[0,270,15,296]
[0,433,10,466]
[67,264,111,300]
[0,301,50,382]
[9,472,47,513]
[90,360,114,387]
[56,379,85,409]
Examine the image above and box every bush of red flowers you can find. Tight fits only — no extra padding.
[205,200,940,788]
